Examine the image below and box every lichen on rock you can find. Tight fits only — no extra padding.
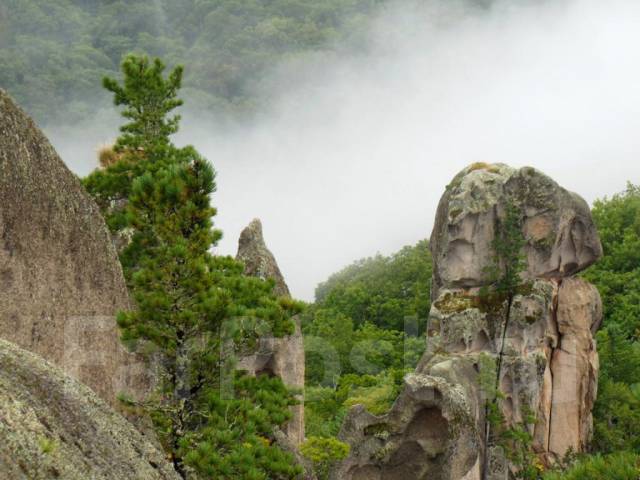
[0,338,178,479]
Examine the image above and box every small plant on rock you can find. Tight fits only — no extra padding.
[301,436,350,480]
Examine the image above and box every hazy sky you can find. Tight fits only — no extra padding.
[48,0,640,301]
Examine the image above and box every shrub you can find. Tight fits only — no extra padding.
[543,452,640,480]
[300,436,350,480]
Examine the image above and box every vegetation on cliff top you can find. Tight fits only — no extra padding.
[307,186,640,478]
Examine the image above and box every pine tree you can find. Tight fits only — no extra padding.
[103,55,184,152]
[85,54,302,479]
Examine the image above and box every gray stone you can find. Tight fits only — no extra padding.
[430,163,602,298]
[335,370,481,480]
[237,218,290,297]
[0,338,179,480]
[0,89,148,408]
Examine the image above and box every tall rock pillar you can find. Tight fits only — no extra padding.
[236,218,305,446]
[336,163,602,480]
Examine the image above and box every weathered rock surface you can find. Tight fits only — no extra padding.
[0,89,147,407]
[336,163,602,479]
[236,218,305,445]
[0,338,179,480]
[548,277,600,456]
[336,372,480,480]
[237,218,291,297]
[430,163,602,297]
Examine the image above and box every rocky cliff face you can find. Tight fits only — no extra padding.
[0,89,147,407]
[336,163,602,480]
[0,338,178,479]
[236,219,305,445]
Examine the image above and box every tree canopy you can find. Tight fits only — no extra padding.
[303,240,431,437]
[583,184,640,456]
[0,0,384,124]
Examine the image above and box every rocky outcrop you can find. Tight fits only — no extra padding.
[0,338,178,479]
[0,89,147,407]
[236,219,305,445]
[336,163,602,479]
[430,163,602,296]
[237,218,291,297]
[336,373,480,480]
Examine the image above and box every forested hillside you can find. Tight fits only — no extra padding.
[0,0,383,124]
[303,240,431,437]
[583,185,640,455]
[0,0,504,126]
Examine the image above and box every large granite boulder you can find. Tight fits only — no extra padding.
[336,163,602,480]
[430,163,602,296]
[0,338,178,479]
[236,218,305,446]
[0,89,147,407]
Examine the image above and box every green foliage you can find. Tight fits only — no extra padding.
[592,378,640,455]
[477,352,498,401]
[342,371,399,415]
[585,184,640,339]
[0,0,387,125]
[542,452,640,480]
[583,184,640,454]
[303,241,429,441]
[103,55,183,151]
[315,240,432,332]
[484,389,540,480]
[180,375,301,480]
[484,201,527,297]
[38,436,58,455]
[304,386,348,438]
[300,436,350,480]
[85,54,300,479]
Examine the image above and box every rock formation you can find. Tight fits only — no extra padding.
[0,89,147,407]
[336,163,602,480]
[236,218,305,446]
[0,338,178,479]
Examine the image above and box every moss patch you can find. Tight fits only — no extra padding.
[468,162,502,174]
[434,291,475,313]
[449,207,463,221]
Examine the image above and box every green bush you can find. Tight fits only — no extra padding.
[543,452,640,480]
[300,436,350,480]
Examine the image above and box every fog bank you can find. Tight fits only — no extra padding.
[49,0,640,300]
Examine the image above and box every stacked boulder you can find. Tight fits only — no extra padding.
[336,163,602,480]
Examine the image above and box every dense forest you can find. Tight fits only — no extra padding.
[303,240,431,438]
[0,0,503,126]
[0,0,384,124]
